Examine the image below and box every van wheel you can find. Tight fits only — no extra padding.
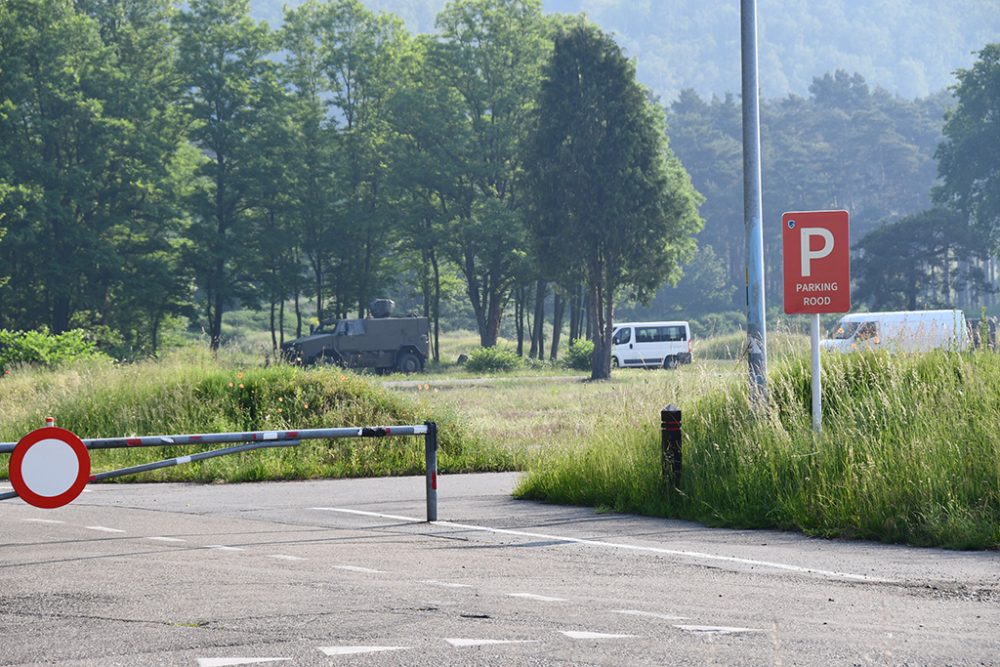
[612,356,619,369]
[663,356,679,370]
[396,352,421,374]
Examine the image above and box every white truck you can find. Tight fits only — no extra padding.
[821,310,970,353]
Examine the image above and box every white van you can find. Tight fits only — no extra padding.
[822,310,970,353]
[611,321,692,369]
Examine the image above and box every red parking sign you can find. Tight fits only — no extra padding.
[782,210,850,314]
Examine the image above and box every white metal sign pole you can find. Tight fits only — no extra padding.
[811,314,822,432]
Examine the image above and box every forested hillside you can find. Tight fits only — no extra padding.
[1,0,997,366]
[251,0,1000,101]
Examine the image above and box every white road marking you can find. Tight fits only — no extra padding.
[206,545,244,552]
[310,507,883,582]
[508,593,566,602]
[334,565,383,573]
[267,554,305,562]
[674,625,764,635]
[613,609,688,621]
[445,638,537,647]
[197,659,289,667]
[561,631,636,640]
[86,526,125,533]
[423,580,473,588]
[318,646,408,656]
[22,518,65,525]
[147,536,186,543]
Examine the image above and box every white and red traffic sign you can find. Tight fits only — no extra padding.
[782,210,851,314]
[9,426,90,509]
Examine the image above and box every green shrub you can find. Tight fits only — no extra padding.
[0,328,110,370]
[0,360,507,482]
[563,338,594,371]
[465,345,523,373]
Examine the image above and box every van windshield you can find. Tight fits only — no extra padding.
[832,322,859,339]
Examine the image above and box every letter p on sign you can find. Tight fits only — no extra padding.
[800,227,834,277]
[783,210,850,314]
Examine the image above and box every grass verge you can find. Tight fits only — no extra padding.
[516,350,1000,549]
[0,350,512,482]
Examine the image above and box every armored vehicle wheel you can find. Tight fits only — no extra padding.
[319,351,344,367]
[396,352,421,374]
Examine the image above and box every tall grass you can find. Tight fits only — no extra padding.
[0,349,507,483]
[695,330,809,362]
[517,350,1000,549]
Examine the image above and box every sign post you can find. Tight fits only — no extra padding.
[782,210,851,431]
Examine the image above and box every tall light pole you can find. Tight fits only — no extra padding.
[741,0,768,402]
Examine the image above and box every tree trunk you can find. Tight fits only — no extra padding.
[293,287,302,339]
[431,249,441,363]
[515,286,525,356]
[550,291,565,360]
[269,297,277,352]
[532,279,546,359]
[211,286,224,352]
[588,281,606,380]
[463,248,489,346]
[279,298,285,347]
[313,260,324,327]
[569,283,582,342]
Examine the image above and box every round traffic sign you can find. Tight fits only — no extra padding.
[9,426,90,509]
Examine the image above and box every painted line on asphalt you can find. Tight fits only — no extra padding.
[334,565,383,574]
[310,507,886,582]
[22,518,65,525]
[86,526,126,533]
[267,554,305,562]
[147,536,186,543]
[613,609,688,621]
[561,630,636,640]
[674,624,764,635]
[508,593,566,602]
[318,646,408,656]
[445,638,537,647]
[197,659,289,667]
[206,545,245,552]
[423,580,473,588]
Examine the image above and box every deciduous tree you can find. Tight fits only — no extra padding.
[525,21,702,379]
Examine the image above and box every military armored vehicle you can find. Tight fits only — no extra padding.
[282,300,429,373]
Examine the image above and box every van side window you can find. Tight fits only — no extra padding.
[613,328,631,345]
[855,321,877,341]
[661,326,686,342]
[636,328,656,343]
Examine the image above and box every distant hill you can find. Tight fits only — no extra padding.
[249,0,1000,101]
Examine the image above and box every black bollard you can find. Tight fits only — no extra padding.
[661,405,682,487]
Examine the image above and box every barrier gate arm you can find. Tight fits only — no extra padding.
[0,422,439,521]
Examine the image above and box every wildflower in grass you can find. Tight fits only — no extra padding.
[239,383,244,389]
[228,382,234,388]
[236,372,244,380]
[303,403,309,409]
[278,397,283,402]
[339,375,346,381]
